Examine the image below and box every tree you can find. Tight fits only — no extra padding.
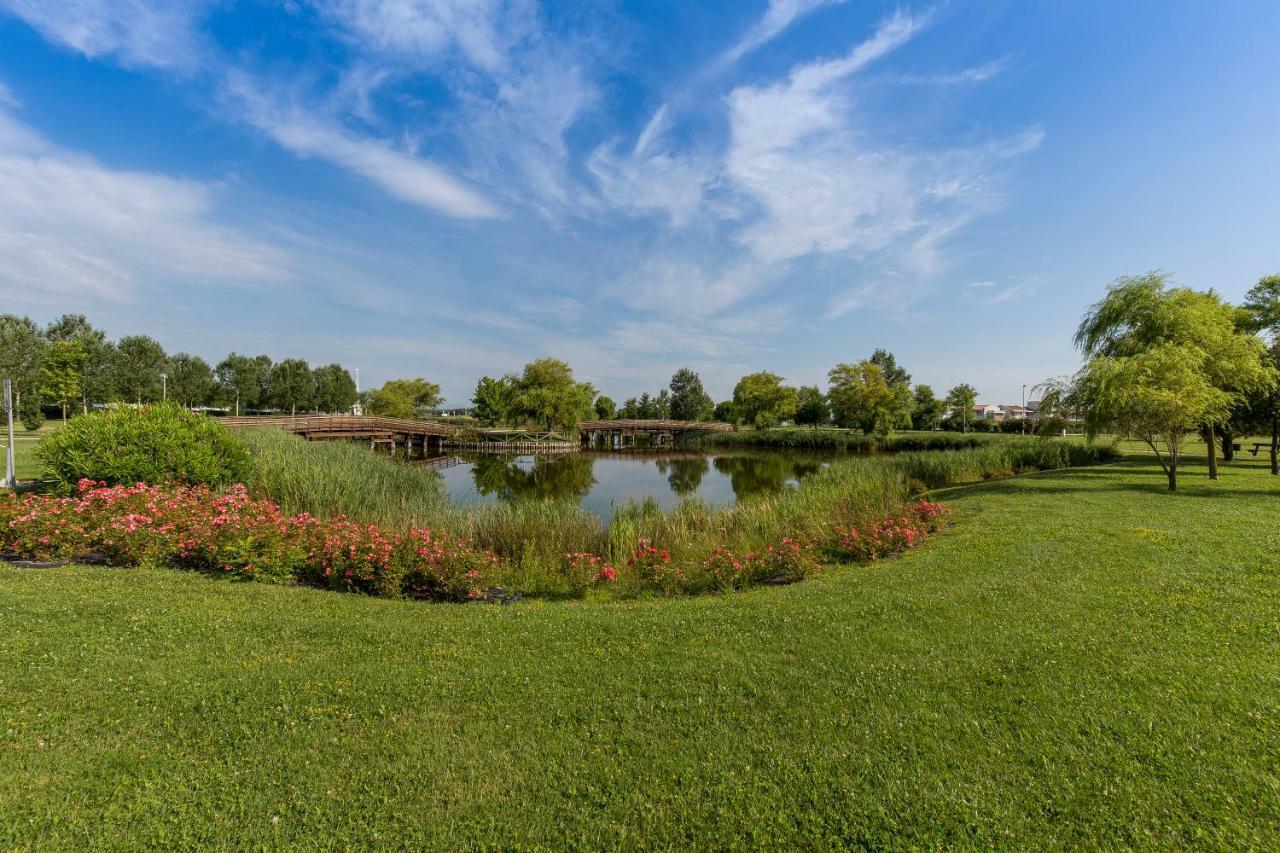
[713,400,738,423]
[41,340,87,422]
[1243,274,1280,474]
[1075,272,1273,480]
[732,372,796,429]
[368,378,442,419]
[46,314,111,412]
[0,314,46,418]
[1243,273,1280,333]
[313,364,358,413]
[912,384,944,430]
[269,359,316,415]
[620,398,640,419]
[166,353,216,407]
[514,358,595,432]
[669,368,713,421]
[1055,345,1233,492]
[215,353,273,415]
[867,349,915,429]
[594,395,616,420]
[636,392,655,419]
[472,375,518,426]
[794,386,828,427]
[828,361,897,435]
[944,384,979,433]
[654,389,672,419]
[110,335,167,405]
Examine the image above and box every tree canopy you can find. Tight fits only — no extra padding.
[732,372,796,429]
[668,368,713,421]
[1052,272,1276,489]
[943,384,979,433]
[514,358,595,432]
[368,378,442,419]
[269,359,317,415]
[794,386,828,427]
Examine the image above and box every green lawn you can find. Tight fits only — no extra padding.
[1,421,57,481]
[2,450,1278,847]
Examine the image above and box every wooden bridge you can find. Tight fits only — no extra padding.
[221,415,457,453]
[579,419,733,449]
[220,415,733,452]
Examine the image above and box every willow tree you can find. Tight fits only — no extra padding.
[1074,272,1273,480]
[1063,345,1233,492]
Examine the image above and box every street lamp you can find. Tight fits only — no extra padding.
[160,372,168,402]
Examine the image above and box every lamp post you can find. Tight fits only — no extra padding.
[160,372,168,402]
[3,379,15,489]
[1022,384,1027,434]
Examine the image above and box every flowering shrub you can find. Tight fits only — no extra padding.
[0,480,499,601]
[836,499,952,562]
[628,539,684,592]
[562,552,618,589]
[756,535,822,582]
[0,482,952,602]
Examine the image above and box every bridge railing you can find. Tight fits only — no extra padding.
[578,419,734,432]
[220,415,458,436]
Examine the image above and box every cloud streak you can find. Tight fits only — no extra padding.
[0,100,291,304]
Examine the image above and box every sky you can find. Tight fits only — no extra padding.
[1,1,1278,407]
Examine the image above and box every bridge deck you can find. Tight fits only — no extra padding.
[221,415,457,437]
[579,419,733,432]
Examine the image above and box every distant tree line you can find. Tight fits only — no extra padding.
[3,315,1015,441]
[0,313,361,426]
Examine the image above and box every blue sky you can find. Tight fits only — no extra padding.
[1,1,1277,406]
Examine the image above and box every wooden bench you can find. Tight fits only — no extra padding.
[1247,442,1272,457]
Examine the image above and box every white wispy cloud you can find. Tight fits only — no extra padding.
[222,73,501,220]
[893,57,1012,86]
[719,0,849,67]
[723,8,1038,284]
[315,0,536,73]
[0,99,291,305]
[0,0,211,71]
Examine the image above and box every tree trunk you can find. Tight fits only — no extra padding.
[1221,428,1234,461]
[61,403,67,423]
[1272,416,1279,476]
[1205,424,1218,480]
[1167,460,1177,492]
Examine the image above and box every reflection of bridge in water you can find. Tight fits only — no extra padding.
[221,415,734,453]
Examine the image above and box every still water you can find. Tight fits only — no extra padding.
[420,449,832,519]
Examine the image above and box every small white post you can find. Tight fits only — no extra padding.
[3,379,15,489]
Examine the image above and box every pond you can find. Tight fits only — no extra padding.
[419,449,834,519]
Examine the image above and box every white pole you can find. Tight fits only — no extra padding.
[3,379,15,489]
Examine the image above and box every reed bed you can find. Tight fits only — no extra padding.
[240,429,1117,597]
[698,428,1005,452]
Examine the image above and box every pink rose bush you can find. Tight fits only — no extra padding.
[1,481,952,602]
[0,480,497,601]
[836,499,952,562]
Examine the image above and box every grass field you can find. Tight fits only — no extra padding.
[0,421,55,481]
[2,446,1277,847]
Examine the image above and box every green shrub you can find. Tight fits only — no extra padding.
[35,403,251,493]
[20,403,45,432]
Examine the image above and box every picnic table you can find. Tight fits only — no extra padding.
[1246,442,1273,456]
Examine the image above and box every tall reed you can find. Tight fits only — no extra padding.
[698,428,1004,453]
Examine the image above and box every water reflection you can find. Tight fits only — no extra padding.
[418,449,831,519]
[469,452,596,502]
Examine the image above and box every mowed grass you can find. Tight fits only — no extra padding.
[1,421,58,481]
[1,450,1278,847]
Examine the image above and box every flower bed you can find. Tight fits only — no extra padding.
[1,480,952,602]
